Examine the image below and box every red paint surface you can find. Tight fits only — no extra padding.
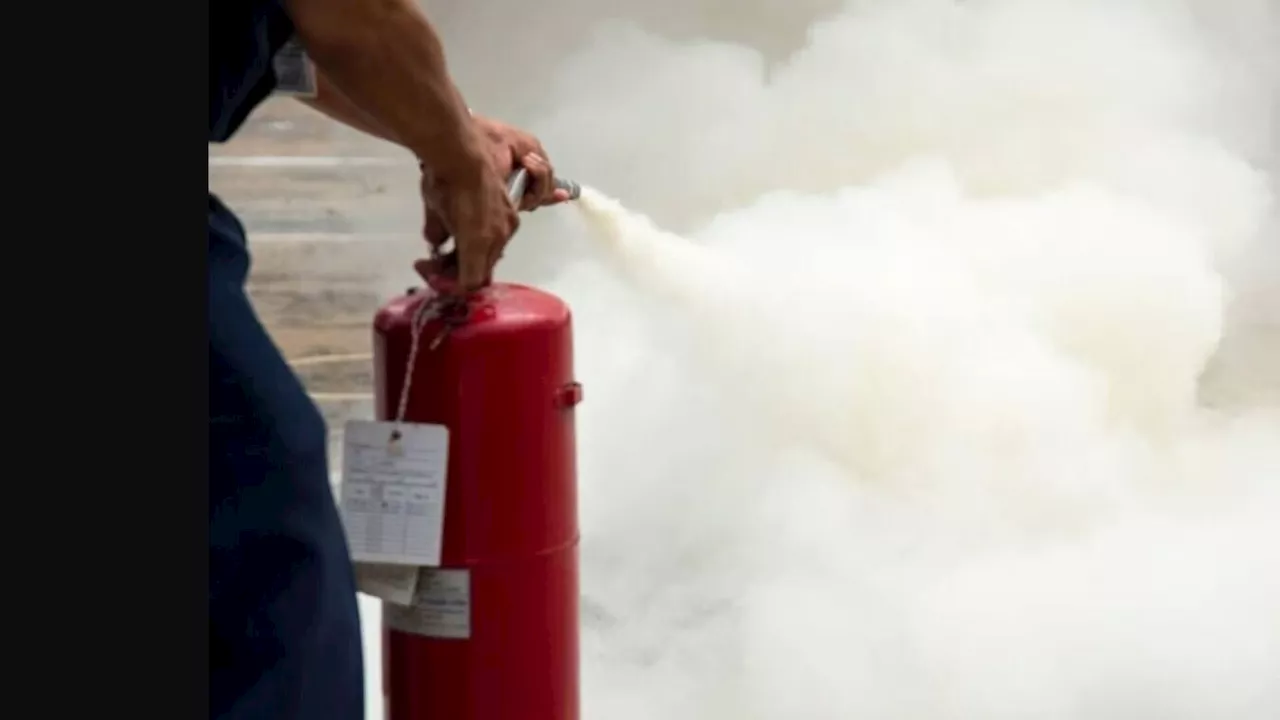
[374,284,580,720]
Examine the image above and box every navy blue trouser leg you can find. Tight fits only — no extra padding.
[208,198,364,720]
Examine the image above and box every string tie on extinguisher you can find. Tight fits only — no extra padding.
[390,291,466,441]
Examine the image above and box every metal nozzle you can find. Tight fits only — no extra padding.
[507,169,581,203]
[556,178,582,200]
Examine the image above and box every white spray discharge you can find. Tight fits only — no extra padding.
[565,169,1280,715]
[421,0,1280,717]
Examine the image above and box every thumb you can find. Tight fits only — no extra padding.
[456,243,490,294]
[424,210,450,248]
[413,257,437,282]
[414,258,464,296]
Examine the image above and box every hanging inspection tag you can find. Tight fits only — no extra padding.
[339,420,449,566]
[272,35,318,97]
[354,562,420,606]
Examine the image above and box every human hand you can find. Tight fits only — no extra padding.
[417,131,519,294]
[473,115,571,210]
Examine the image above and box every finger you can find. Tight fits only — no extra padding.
[413,257,440,282]
[481,209,520,287]
[489,130,520,175]
[423,210,450,248]
[420,197,458,281]
[521,152,555,210]
[513,153,540,211]
[526,137,549,163]
[413,254,457,283]
[456,244,484,294]
[509,130,545,162]
[457,222,505,294]
[533,153,558,207]
[498,146,519,176]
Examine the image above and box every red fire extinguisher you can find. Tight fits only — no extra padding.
[372,171,583,720]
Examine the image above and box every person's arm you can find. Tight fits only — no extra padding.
[282,0,482,177]
[300,69,401,146]
[299,64,572,209]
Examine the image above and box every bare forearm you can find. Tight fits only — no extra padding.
[284,0,478,174]
[301,70,401,145]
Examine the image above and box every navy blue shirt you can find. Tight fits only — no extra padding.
[209,0,297,253]
[209,0,297,144]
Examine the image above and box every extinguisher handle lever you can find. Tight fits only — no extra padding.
[506,168,531,204]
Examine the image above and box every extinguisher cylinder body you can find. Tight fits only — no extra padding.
[373,283,581,720]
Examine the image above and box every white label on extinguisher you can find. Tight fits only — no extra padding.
[339,420,449,567]
[384,568,472,640]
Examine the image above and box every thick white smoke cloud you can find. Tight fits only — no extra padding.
[400,0,1280,717]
